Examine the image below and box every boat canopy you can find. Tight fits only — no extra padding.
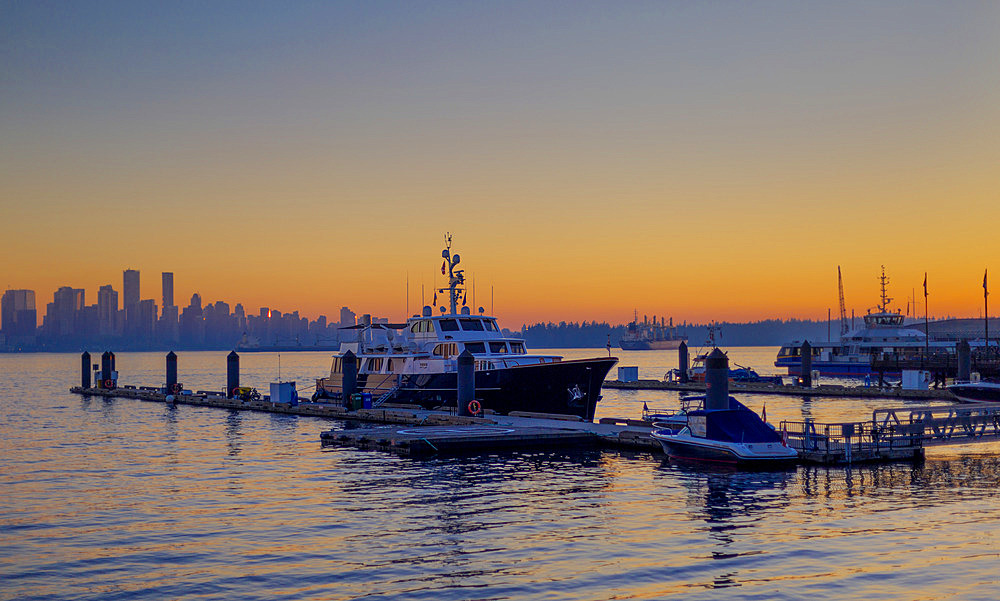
[687,398,782,443]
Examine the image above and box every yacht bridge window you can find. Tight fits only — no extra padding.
[464,342,486,354]
[483,320,498,332]
[510,342,525,354]
[438,319,459,332]
[489,342,508,354]
[459,318,484,331]
[433,343,459,358]
[410,320,435,334]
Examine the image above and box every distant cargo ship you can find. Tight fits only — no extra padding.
[619,313,687,350]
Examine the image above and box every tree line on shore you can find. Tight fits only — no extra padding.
[518,318,835,348]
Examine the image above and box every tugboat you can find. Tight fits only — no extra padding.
[651,349,798,467]
[314,234,618,421]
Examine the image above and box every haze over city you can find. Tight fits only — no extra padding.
[3,2,998,327]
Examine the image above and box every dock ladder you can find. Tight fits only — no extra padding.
[373,385,400,408]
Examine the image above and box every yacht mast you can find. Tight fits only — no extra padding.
[878,265,892,313]
[439,233,465,315]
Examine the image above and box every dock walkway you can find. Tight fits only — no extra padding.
[69,385,660,455]
[604,379,956,401]
[71,385,998,464]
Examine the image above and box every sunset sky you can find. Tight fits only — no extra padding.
[2,2,998,327]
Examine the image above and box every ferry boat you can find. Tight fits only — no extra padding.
[775,267,931,377]
[619,313,687,350]
[650,395,798,466]
[313,235,618,421]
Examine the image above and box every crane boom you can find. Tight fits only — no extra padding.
[838,266,849,337]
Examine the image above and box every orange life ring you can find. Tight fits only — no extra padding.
[105,379,114,389]
[171,383,181,393]
[468,400,481,414]
[232,387,242,397]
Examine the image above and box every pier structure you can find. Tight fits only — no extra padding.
[68,351,1000,465]
[603,378,956,401]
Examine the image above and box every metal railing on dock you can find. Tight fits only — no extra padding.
[780,420,923,464]
[873,403,1000,446]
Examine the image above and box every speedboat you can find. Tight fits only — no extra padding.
[650,395,798,466]
[948,381,1000,403]
[643,395,703,429]
[313,235,618,420]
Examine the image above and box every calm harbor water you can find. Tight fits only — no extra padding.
[2,348,999,600]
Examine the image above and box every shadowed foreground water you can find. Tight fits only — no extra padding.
[2,350,999,600]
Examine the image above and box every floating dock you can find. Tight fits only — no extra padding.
[320,425,599,457]
[70,383,980,464]
[69,385,661,455]
[604,379,957,401]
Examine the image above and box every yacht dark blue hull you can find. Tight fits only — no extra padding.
[391,358,617,421]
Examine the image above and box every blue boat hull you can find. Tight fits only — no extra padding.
[774,358,900,377]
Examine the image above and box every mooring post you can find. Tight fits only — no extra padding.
[227,351,239,397]
[100,351,111,389]
[342,350,357,408]
[457,349,475,416]
[81,351,91,389]
[705,347,729,411]
[957,339,971,381]
[800,341,812,388]
[166,351,178,394]
[678,341,689,383]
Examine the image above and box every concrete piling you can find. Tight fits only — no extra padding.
[100,351,112,389]
[81,351,91,389]
[705,347,729,410]
[957,340,971,381]
[342,350,357,407]
[457,349,475,416]
[226,351,239,397]
[166,351,178,393]
[800,341,812,388]
[678,341,689,383]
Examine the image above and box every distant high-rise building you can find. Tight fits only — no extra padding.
[161,272,174,312]
[123,269,140,334]
[1,289,37,339]
[137,299,157,339]
[158,272,178,342]
[340,306,356,328]
[44,287,84,337]
[97,285,119,336]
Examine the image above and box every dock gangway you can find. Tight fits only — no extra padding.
[872,403,1000,447]
[780,402,1000,464]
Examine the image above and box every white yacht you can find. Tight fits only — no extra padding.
[314,235,618,420]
